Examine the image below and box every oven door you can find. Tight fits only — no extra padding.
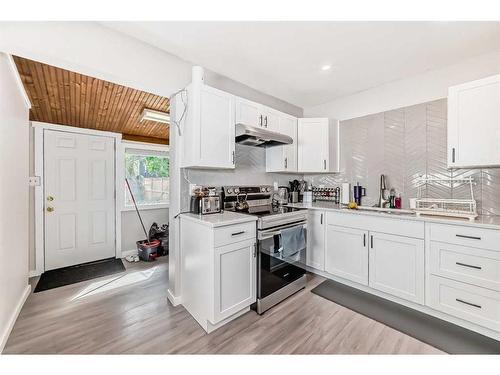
[257,221,307,299]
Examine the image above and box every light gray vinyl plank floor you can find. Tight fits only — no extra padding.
[4,257,443,354]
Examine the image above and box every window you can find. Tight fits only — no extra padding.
[124,148,169,208]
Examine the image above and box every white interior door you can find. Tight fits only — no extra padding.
[44,130,115,270]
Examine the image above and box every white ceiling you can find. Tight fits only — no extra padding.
[104,22,500,108]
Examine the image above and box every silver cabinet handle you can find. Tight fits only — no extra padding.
[259,114,263,126]
[456,234,481,240]
[320,213,323,225]
[284,157,288,169]
[323,160,326,170]
[452,147,456,163]
[264,116,268,128]
[363,233,366,247]
[253,243,257,258]
[232,150,235,164]
[456,262,482,270]
[231,231,246,236]
[370,235,373,249]
[456,298,481,309]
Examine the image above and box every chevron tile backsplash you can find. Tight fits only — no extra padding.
[305,98,500,215]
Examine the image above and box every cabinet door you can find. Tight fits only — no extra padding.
[281,115,297,171]
[448,75,500,167]
[265,114,297,172]
[212,239,256,323]
[297,118,328,173]
[262,108,280,132]
[235,97,263,127]
[200,85,235,168]
[306,210,325,271]
[368,232,424,304]
[325,224,369,285]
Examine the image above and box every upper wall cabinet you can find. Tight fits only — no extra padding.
[266,113,298,172]
[180,83,235,169]
[297,118,340,173]
[235,97,279,132]
[448,75,500,168]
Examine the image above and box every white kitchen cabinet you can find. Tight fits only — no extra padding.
[265,114,298,172]
[213,239,257,323]
[297,118,340,173]
[325,224,369,285]
[180,214,257,333]
[235,97,291,133]
[235,97,263,128]
[306,210,326,271]
[261,107,281,132]
[180,83,235,169]
[448,74,500,168]
[368,232,424,304]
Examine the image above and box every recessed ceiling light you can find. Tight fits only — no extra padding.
[321,65,331,71]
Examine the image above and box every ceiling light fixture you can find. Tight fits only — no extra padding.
[140,108,170,124]
[321,64,332,71]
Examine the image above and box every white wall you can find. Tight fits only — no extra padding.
[121,209,169,253]
[0,53,30,352]
[305,50,500,121]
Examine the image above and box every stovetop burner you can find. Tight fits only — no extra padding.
[245,204,302,217]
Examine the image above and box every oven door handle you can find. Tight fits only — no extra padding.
[258,222,307,240]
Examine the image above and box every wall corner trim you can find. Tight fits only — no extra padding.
[6,54,31,110]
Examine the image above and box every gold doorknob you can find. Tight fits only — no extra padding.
[47,196,54,201]
[46,207,54,212]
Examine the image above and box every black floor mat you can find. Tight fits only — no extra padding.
[34,258,125,293]
[311,279,500,354]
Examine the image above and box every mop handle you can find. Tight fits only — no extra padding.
[125,178,149,243]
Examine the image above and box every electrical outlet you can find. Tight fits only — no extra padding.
[29,176,40,186]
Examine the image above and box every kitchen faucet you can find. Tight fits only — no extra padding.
[377,174,391,208]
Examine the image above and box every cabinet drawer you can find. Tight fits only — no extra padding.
[214,221,256,247]
[326,211,424,239]
[429,223,500,251]
[428,275,500,332]
[430,241,500,291]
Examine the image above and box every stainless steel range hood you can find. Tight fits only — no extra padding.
[235,123,293,147]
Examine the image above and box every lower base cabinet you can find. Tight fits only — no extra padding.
[325,224,369,286]
[306,210,326,271]
[368,232,424,304]
[212,239,257,323]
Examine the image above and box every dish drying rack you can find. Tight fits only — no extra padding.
[413,175,478,221]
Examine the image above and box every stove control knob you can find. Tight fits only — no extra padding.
[227,188,233,194]
[234,188,240,194]
[261,187,266,192]
[266,187,271,192]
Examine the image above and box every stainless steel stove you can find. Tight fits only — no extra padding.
[222,185,307,229]
[222,185,307,314]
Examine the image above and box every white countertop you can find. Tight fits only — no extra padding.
[288,202,500,230]
[181,211,257,228]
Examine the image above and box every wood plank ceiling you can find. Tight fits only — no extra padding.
[13,56,170,144]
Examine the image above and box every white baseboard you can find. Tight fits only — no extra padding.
[120,249,138,258]
[167,288,182,306]
[28,270,41,278]
[0,284,30,353]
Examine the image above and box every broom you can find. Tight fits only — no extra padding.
[125,178,150,244]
